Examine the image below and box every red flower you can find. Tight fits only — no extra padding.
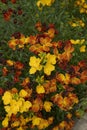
[1,0,7,4]
[2,67,8,76]
[11,0,16,4]
[14,61,24,70]
[14,76,20,83]
[0,88,4,96]
[18,8,23,15]
[3,9,13,21]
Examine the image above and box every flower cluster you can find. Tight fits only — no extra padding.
[37,0,55,7]
[29,53,56,75]
[2,89,32,127]
[1,22,87,130]
[69,19,85,27]
[75,0,87,13]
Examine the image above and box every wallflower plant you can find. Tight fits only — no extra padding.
[0,0,87,130]
[1,22,87,130]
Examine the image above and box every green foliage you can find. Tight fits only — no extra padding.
[0,0,87,129]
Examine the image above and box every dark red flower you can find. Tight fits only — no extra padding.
[0,88,4,96]
[11,0,16,4]
[14,61,24,70]
[1,0,7,4]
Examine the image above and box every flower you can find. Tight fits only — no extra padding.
[2,67,8,76]
[19,89,28,98]
[56,73,70,84]
[44,63,55,75]
[17,127,24,130]
[43,101,53,112]
[11,121,20,127]
[6,60,14,66]
[2,91,12,105]
[32,116,41,126]
[10,99,20,114]
[36,85,45,94]
[38,118,49,129]
[2,117,9,127]
[31,97,43,112]
[80,45,86,52]
[29,56,42,74]
[46,53,56,64]
[70,39,85,44]
[37,0,55,7]
[20,101,32,113]
[0,88,4,96]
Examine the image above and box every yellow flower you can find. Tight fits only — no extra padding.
[11,121,20,127]
[20,101,32,113]
[2,117,9,127]
[4,106,12,117]
[10,100,20,114]
[6,60,14,66]
[38,119,49,129]
[32,116,41,126]
[70,39,80,44]
[29,56,42,74]
[17,98,24,107]
[71,23,77,27]
[52,126,59,130]
[70,39,85,45]
[80,45,86,52]
[80,39,85,44]
[36,85,45,94]
[44,101,53,112]
[80,8,85,13]
[19,89,28,98]
[2,91,12,105]
[46,53,56,64]
[37,0,55,7]
[44,63,55,75]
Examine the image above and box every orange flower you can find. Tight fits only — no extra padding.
[8,39,18,50]
[11,88,18,94]
[80,70,87,83]
[35,22,42,32]
[21,77,30,87]
[52,92,78,111]
[29,44,43,54]
[45,28,56,38]
[59,121,68,130]
[31,98,43,112]
[58,42,74,62]
[71,77,81,85]
[14,76,20,83]
[11,0,16,3]
[29,35,37,44]
[66,113,72,119]
[3,9,12,21]
[2,67,8,76]
[52,126,59,130]
[56,73,70,85]
[14,61,24,70]
[71,65,80,75]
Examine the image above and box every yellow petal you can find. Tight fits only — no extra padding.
[36,85,45,94]
[80,45,86,52]
[29,67,36,74]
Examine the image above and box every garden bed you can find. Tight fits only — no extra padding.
[0,0,87,130]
